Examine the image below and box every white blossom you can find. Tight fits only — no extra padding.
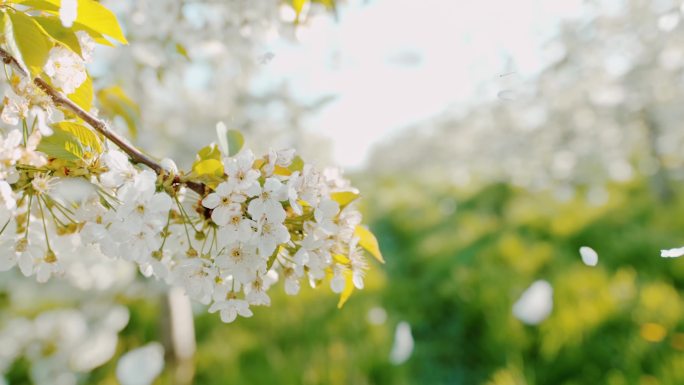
[661,247,684,258]
[43,46,87,95]
[224,150,260,193]
[208,284,253,323]
[59,0,77,27]
[254,218,289,258]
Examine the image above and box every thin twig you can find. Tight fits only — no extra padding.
[0,47,204,195]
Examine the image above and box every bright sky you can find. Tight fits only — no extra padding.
[256,0,585,169]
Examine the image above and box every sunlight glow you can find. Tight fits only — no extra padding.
[256,0,584,168]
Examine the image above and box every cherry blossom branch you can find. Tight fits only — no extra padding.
[0,47,205,195]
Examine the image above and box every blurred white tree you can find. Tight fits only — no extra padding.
[370,0,684,200]
[0,2,377,385]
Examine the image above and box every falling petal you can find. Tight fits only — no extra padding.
[579,246,599,266]
[258,52,275,65]
[512,280,553,325]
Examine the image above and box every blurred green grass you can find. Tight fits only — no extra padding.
[81,178,684,385]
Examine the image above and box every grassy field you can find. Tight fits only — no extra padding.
[16,178,684,385]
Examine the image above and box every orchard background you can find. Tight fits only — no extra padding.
[3,1,684,385]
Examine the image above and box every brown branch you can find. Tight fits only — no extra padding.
[0,47,204,195]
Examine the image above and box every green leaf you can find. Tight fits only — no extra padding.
[354,225,385,264]
[337,270,354,309]
[15,0,59,12]
[33,15,83,57]
[191,154,223,189]
[37,121,101,161]
[20,0,127,44]
[56,120,102,152]
[68,73,92,110]
[288,155,304,172]
[226,129,244,157]
[331,191,359,208]
[266,246,282,271]
[8,10,53,75]
[197,144,221,162]
[74,0,127,44]
[97,85,139,138]
[175,43,189,59]
[193,159,223,177]
[292,0,309,22]
[37,128,82,161]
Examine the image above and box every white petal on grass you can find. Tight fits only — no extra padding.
[661,246,684,258]
[389,321,414,365]
[497,90,517,101]
[579,246,598,266]
[367,306,387,325]
[258,52,275,65]
[102,306,131,332]
[59,0,78,27]
[53,178,95,203]
[160,158,178,174]
[512,280,553,325]
[116,342,165,385]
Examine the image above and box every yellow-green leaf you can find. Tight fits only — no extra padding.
[74,0,127,44]
[37,129,81,161]
[227,129,244,157]
[37,121,101,161]
[33,16,82,57]
[355,225,385,264]
[8,10,53,75]
[97,85,139,138]
[266,246,283,271]
[55,121,102,152]
[337,270,354,309]
[193,159,223,177]
[253,158,266,170]
[72,22,114,47]
[273,166,292,176]
[288,155,304,172]
[197,144,221,162]
[68,73,92,110]
[15,0,59,12]
[331,191,359,207]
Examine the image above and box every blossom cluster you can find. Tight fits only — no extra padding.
[0,305,130,384]
[0,43,372,323]
[0,134,369,322]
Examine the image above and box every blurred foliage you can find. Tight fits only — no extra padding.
[69,177,684,384]
[361,177,684,385]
